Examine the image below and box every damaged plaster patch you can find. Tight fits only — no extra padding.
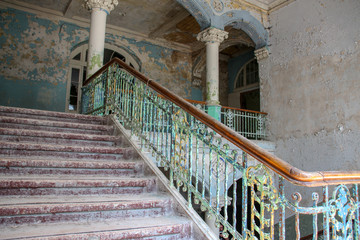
[261,0,360,172]
[0,8,75,84]
[106,33,193,98]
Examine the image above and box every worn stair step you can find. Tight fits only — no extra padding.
[0,116,113,135]
[0,158,143,176]
[0,106,106,125]
[0,128,127,147]
[0,216,192,240]
[0,195,172,225]
[0,141,137,160]
[0,176,157,195]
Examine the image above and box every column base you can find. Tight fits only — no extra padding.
[207,105,221,121]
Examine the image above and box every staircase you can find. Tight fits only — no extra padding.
[0,106,195,239]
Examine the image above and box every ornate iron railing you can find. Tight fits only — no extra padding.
[185,99,267,140]
[82,58,360,240]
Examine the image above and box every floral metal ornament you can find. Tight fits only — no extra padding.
[246,164,280,239]
[329,185,356,239]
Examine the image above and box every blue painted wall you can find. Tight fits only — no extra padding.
[227,51,254,93]
[0,7,193,112]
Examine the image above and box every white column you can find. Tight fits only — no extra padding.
[197,28,228,120]
[84,0,118,77]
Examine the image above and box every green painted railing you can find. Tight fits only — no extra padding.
[186,99,267,140]
[82,58,360,240]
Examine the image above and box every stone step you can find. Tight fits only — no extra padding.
[0,106,106,125]
[0,216,192,240]
[0,157,143,176]
[0,176,157,195]
[0,141,137,161]
[0,116,113,135]
[0,106,195,239]
[0,194,172,225]
[0,128,127,147]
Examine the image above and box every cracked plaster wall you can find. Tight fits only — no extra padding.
[260,0,360,173]
[0,7,192,112]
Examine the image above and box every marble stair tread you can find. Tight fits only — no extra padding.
[0,193,171,205]
[0,116,111,131]
[0,141,132,154]
[0,197,172,217]
[0,106,105,123]
[0,157,142,169]
[0,216,191,240]
[0,175,154,181]
[0,127,120,141]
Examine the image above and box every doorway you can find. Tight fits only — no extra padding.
[65,44,140,113]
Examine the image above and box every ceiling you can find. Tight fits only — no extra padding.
[4,0,287,57]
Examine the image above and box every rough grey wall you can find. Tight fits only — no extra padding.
[260,0,360,172]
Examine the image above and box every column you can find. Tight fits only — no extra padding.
[84,0,118,77]
[197,27,228,120]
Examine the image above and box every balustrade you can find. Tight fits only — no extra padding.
[82,58,360,240]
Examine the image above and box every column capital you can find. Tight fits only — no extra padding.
[254,46,270,61]
[84,0,118,14]
[197,27,229,44]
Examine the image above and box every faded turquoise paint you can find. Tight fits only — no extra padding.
[36,17,58,35]
[228,51,254,93]
[220,10,268,48]
[190,87,203,101]
[0,7,84,111]
[207,105,221,120]
[109,34,172,71]
[0,76,66,112]
[0,6,193,111]
[176,0,268,48]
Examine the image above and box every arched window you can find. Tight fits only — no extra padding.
[235,58,259,90]
[66,44,140,112]
[234,58,260,111]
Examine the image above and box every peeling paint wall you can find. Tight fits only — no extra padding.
[0,7,193,111]
[261,0,360,172]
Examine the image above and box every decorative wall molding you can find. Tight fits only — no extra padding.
[84,0,118,13]
[197,27,229,44]
[212,0,224,12]
[254,46,269,61]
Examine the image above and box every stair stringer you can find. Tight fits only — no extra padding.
[108,115,218,240]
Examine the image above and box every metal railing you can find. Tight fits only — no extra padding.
[82,58,360,240]
[185,99,267,140]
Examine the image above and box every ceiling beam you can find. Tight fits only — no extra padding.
[149,8,190,39]
[63,0,77,18]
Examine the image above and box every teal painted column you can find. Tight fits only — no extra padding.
[207,105,221,121]
[197,27,228,121]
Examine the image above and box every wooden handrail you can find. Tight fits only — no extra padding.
[221,105,268,115]
[84,58,360,187]
[183,99,268,115]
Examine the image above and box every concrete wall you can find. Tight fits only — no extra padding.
[0,6,193,112]
[260,0,360,172]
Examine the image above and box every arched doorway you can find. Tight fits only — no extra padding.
[65,43,140,113]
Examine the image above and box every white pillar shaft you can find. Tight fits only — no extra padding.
[87,8,107,77]
[206,42,220,105]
